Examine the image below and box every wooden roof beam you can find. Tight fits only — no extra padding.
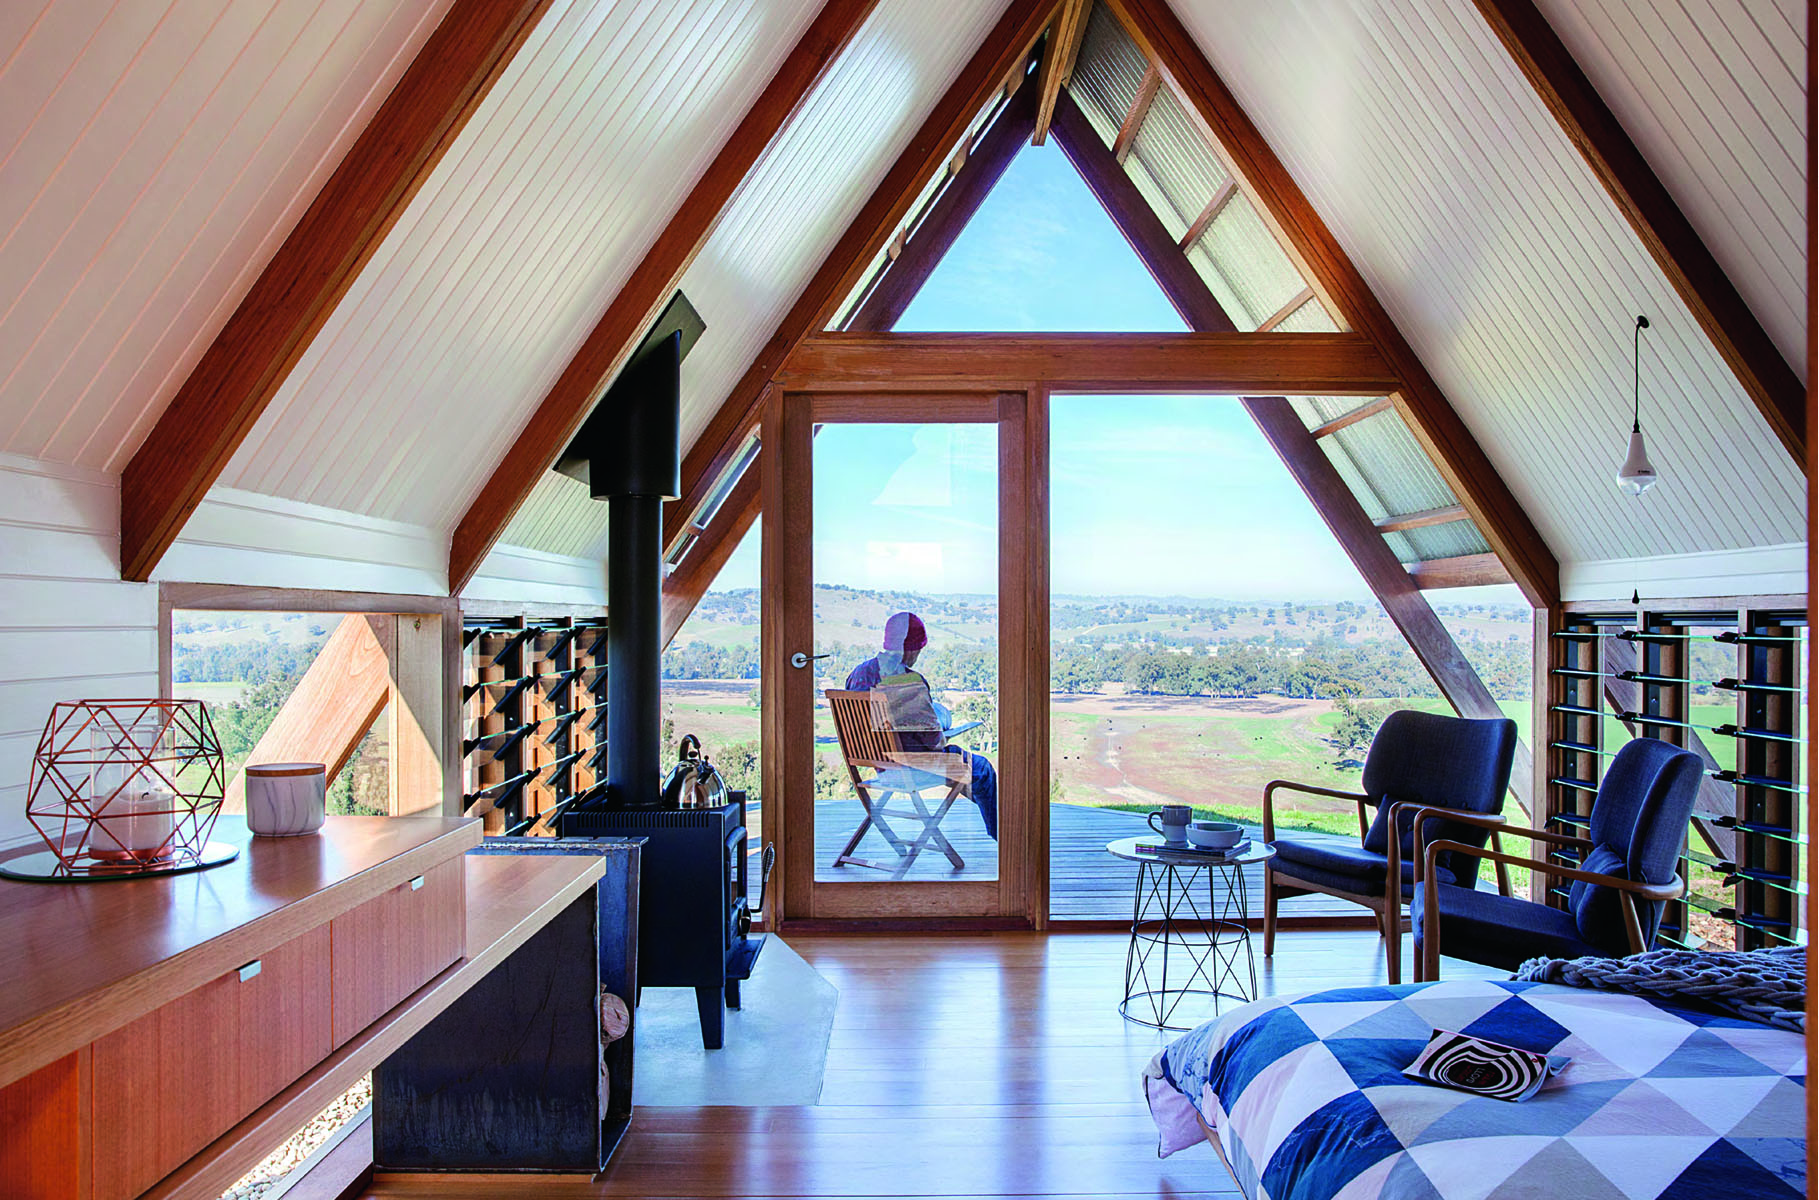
[119,0,552,583]
[447,0,884,594]
[1179,178,1236,250]
[1051,89,1528,813]
[665,0,1054,555]
[1031,0,1090,146]
[1408,553,1512,589]
[1310,397,1392,439]
[1473,0,1804,464]
[781,331,1396,393]
[1105,0,1559,607]
[662,466,761,649]
[1111,65,1162,163]
[846,79,1040,332]
[1377,504,1469,533]
[1254,285,1315,333]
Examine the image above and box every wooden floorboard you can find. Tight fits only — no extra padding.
[359,930,1500,1198]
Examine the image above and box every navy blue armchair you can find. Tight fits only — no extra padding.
[1264,709,1518,984]
[1412,736,1703,980]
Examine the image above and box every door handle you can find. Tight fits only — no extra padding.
[790,652,833,669]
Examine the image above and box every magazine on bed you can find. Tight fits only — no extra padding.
[1402,1028,1570,1102]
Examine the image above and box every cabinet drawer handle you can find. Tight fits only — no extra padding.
[410,875,425,892]
[238,960,262,983]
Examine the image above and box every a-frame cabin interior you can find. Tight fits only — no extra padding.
[0,1,1814,1198]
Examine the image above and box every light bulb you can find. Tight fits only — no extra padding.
[1616,427,1657,496]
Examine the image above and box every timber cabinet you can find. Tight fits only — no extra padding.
[0,816,482,1200]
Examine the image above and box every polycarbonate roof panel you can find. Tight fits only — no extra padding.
[1319,409,1471,551]
[1275,295,1340,333]
[1403,517,1492,560]
[1126,88,1228,230]
[1070,2,1148,146]
[1191,191,1305,329]
[1124,156,1189,241]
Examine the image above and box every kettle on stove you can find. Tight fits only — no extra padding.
[661,734,728,810]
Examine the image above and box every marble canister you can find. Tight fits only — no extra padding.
[244,763,327,836]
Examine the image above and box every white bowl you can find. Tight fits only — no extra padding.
[1186,821,1242,849]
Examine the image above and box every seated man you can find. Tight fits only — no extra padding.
[846,611,998,840]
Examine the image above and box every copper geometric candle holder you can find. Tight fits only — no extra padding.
[17,699,235,881]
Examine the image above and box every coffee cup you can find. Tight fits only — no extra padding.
[1147,804,1193,845]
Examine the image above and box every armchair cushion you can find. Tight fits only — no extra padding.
[1274,837,1455,897]
[1411,882,1604,971]
[1568,845,1637,952]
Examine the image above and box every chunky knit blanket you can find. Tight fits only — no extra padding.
[1515,945,1806,1032]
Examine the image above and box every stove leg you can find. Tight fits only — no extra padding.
[696,985,725,1049]
[725,977,742,1010]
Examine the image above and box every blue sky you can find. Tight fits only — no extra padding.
[708,140,1386,602]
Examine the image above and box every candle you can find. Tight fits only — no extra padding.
[93,784,176,859]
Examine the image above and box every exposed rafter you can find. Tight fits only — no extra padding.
[1377,504,1469,533]
[1179,178,1235,249]
[1111,65,1162,163]
[1254,285,1315,333]
[780,331,1397,393]
[447,0,883,594]
[118,0,551,583]
[1050,90,1525,810]
[1105,0,1558,608]
[845,80,1041,332]
[662,469,760,650]
[1031,0,1091,146]
[663,0,1053,558]
[1310,397,1392,439]
[1473,0,1804,465]
[1409,553,1512,589]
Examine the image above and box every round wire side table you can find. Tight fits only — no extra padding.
[1106,836,1276,1031]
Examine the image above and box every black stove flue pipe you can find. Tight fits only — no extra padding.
[586,330,681,809]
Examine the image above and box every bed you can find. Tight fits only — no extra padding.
[1144,978,1805,1200]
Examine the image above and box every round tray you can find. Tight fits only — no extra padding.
[0,841,240,883]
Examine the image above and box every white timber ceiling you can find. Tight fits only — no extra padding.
[215,0,827,530]
[1173,0,1805,573]
[0,0,448,472]
[498,0,1014,559]
[1537,0,1805,377]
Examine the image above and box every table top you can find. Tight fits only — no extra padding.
[1106,835,1275,867]
[0,814,480,1088]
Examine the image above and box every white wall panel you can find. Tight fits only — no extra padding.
[0,0,449,472]
[218,0,826,534]
[0,454,160,849]
[1537,0,1805,375]
[1562,543,1806,603]
[1175,0,1804,574]
[155,487,448,595]
[461,543,608,609]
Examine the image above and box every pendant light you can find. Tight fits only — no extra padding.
[1616,314,1659,496]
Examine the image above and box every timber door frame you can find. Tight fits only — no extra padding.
[763,389,1046,928]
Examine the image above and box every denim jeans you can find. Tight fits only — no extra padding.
[944,746,997,840]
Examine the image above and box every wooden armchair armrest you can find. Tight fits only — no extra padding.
[874,752,970,784]
[1420,838,1683,979]
[1386,804,1510,898]
[1262,780,1370,842]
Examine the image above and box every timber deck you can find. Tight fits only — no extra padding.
[742,798,1357,920]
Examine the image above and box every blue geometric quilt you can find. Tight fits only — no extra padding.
[1143,979,1805,1200]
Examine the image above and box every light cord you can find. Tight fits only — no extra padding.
[1632,314,1649,432]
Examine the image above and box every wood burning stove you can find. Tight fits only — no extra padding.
[562,793,762,1049]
